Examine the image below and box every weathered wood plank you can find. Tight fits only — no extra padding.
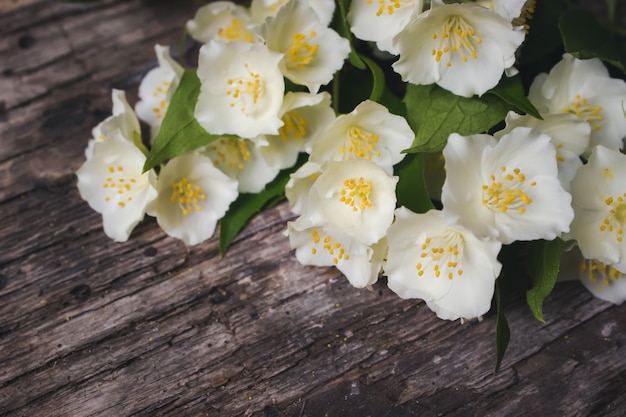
[0,1,625,416]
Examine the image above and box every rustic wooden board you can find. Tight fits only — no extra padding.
[0,1,625,416]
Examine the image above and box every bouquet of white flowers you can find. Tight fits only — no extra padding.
[75,0,626,368]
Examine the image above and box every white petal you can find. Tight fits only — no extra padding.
[308,100,414,175]
[385,208,502,320]
[498,111,591,157]
[307,160,398,245]
[441,133,498,236]
[135,45,182,138]
[251,0,335,26]
[147,152,238,245]
[201,136,280,193]
[287,217,380,288]
[476,0,527,21]
[579,257,626,304]
[88,90,141,159]
[186,1,257,44]
[569,146,626,265]
[348,0,423,54]
[443,128,574,243]
[393,3,524,97]
[531,53,626,155]
[285,161,322,215]
[76,131,157,242]
[260,91,335,170]
[195,40,285,139]
[262,0,349,93]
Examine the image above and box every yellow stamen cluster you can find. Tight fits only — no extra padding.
[310,230,350,265]
[278,110,307,141]
[340,177,374,212]
[288,32,318,68]
[599,192,626,243]
[580,258,624,292]
[170,177,206,215]
[555,143,565,163]
[151,79,170,120]
[431,15,481,67]
[211,138,251,171]
[226,63,264,115]
[513,0,536,32]
[218,18,254,43]
[102,165,136,208]
[367,0,401,16]
[339,127,381,161]
[416,234,464,280]
[562,94,603,131]
[482,166,535,214]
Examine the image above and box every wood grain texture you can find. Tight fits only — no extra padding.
[0,1,625,416]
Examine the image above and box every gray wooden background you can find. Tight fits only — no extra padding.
[1,0,625,415]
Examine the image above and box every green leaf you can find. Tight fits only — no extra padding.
[526,238,566,323]
[495,279,510,373]
[143,69,222,172]
[393,153,434,214]
[559,10,626,73]
[487,76,542,119]
[359,55,385,102]
[495,242,525,372]
[379,88,406,118]
[402,83,507,153]
[219,155,306,256]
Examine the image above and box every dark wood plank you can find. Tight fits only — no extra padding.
[0,1,625,416]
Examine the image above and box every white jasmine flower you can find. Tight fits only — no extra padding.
[146,152,238,246]
[579,258,626,305]
[568,146,626,272]
[261,92,335,170]
[201,136,279,193]
[305,160,398,245]
[186,1,258,44]
[392,1,525,97]
[261,0,350,93]
[87,89,141,159]
[441,127,574,244]
[287,216,385,288]
[385,207,502,321]
[496,111,591,189]
[251,0,335,26]
[135,45,184,139]
[308,100,414,175]
[195,40,285,139]
[528,53,626,153]
[348,0,424,54]
[76,131,158,242]
[285,161,322,215]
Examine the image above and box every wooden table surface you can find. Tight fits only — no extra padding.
[1,1,625,416]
